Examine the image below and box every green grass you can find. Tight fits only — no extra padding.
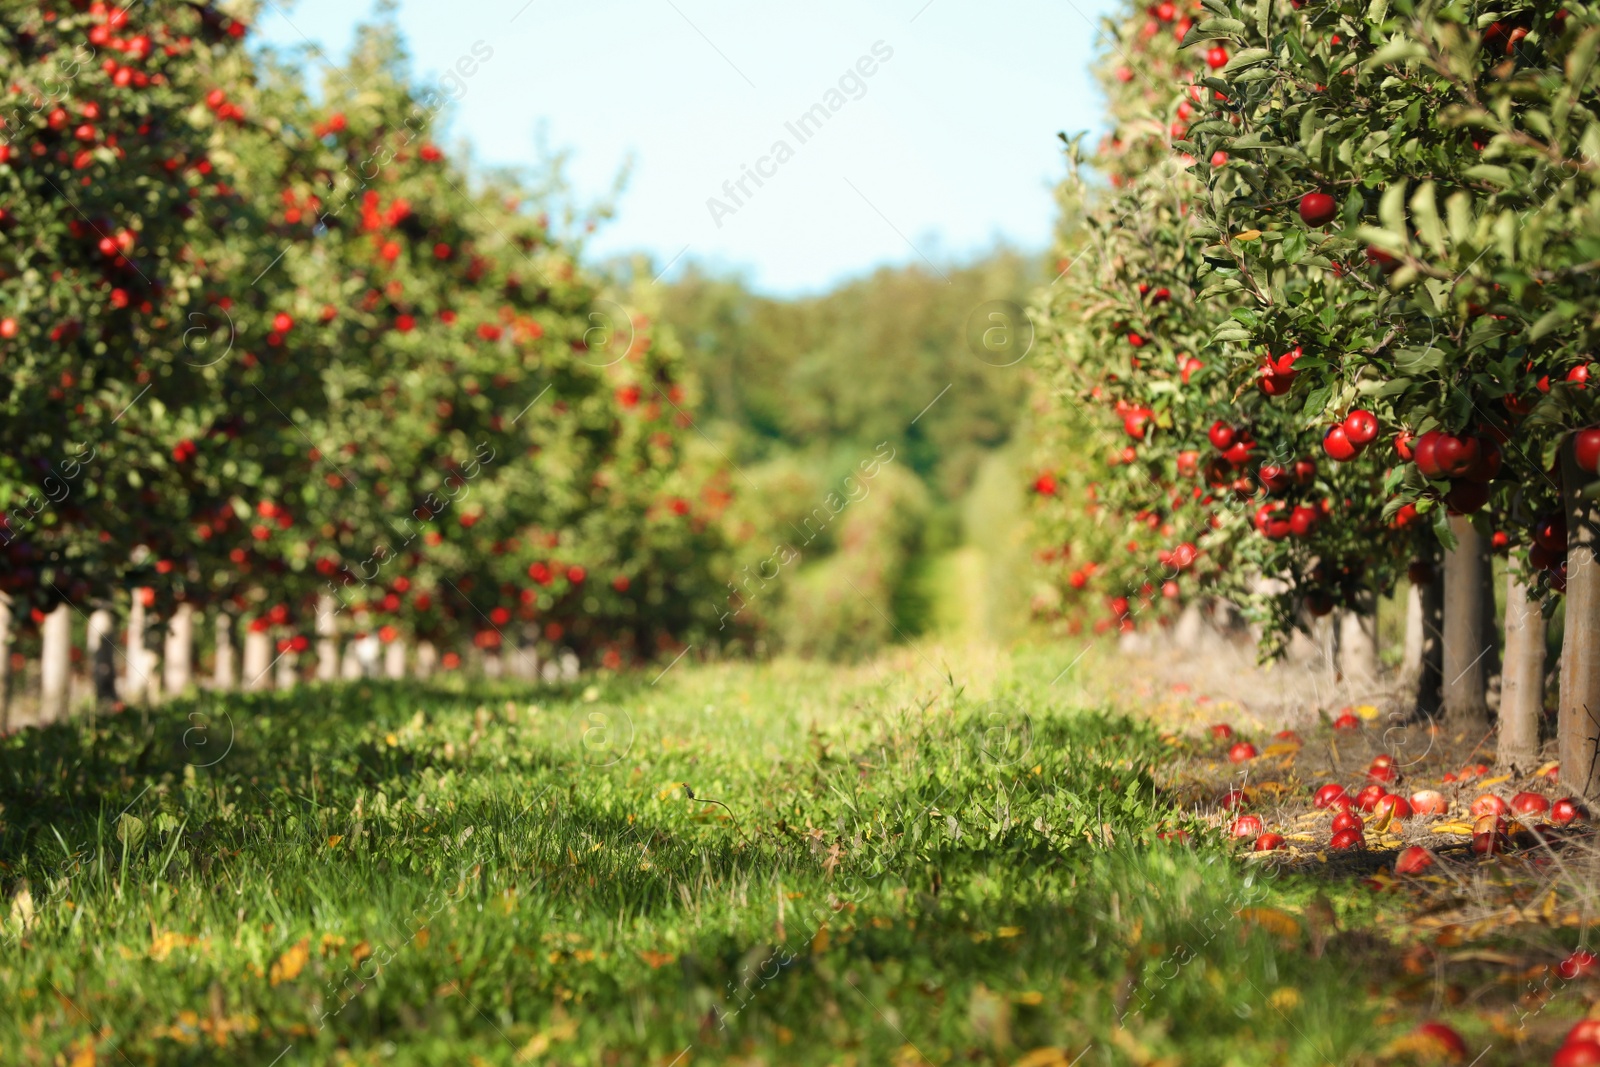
[0,648,1502,1065]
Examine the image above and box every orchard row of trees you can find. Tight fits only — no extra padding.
[0,1,731,725]
[1032,0,1600,794]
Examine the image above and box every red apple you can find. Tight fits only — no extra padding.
[1229,741,1258,763]
[1333,711,1361,730]
[1218,789,1246,810]
[1552,797,1585,825]
[1555,1041,1600,1067]
[1313,783,1347,809]
[1395,846,1435,874]
[1567,1021,1600,1046]
[1471,794,1509,818]
[1576,427,1600,474]
[1332,809,1365,834]
[1323,424,1360,461]
[1375,794,1412,820]
[1394,430,1415,460]
[1253,832,1285,851]
[1412,1022,1466,1058]
[1210,722,1234,740]
[1298,191,1338,226]
[1355,784,1386,811]
[1410,790,1449,815]
[1208,421,1236,451]
[1512,792,1551,816]
[1206,45,1229,68]
[1343,409,1379,446]
[1560,950,1600,980]
[1230,814,1264,838]
[1367,762,1398,784]
[1329,827,1365,850]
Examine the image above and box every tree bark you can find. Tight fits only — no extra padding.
[274,649,297,690]
[242,627,273,691]
[124,590,148,703]
[384,638,406,680]
[1402,581,1425,679]
[316,593,339,681]
[1416,563,1445,717]
[1498,559,1546,772]
[1560,442,1600,800]
[163,602,194,696]
[340,638,364,680]
[1338,597,1379,686]
[87,606,118,707]
[415,640,437,679]
[213,611,236,690]
[40,602,73,724]
[1442,515,1492,732]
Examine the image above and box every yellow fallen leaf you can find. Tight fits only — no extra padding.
[1238,907,1300,939]
[326,835,343,848]
[269,938,311,986]
[1536,761,1560,778]
[149,928,199,962]
[1286,832,1317,841]
[1234,229,1263,242]
[516,1018,578,1061]
[1262,743,1300,757]
[1478,773,1512,788]
[1432,822,1475,835]
[812,924,830,954]
[998,926,1024,939]
[1014,990,1045,1005]
[1355,704,1380,720]
[1269,987,1302,1011]
[638,950,676,969]
[1253,781,1291,794]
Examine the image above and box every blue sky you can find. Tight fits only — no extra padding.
[255,0,1117,295]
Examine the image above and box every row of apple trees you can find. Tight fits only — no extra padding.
[0,1,732,723]
[1032,0,1600,793]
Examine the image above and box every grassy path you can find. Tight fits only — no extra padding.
[0,645,1557,1065]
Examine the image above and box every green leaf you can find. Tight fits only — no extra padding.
[1379,181,1408,239]
[1222,48,1273,73]
[1282,227,1307,264]
[1462,164,1516,188]
[1568,26,1600,90]
[1410,181,1444,256]
[1531,309,1570,340]
[1363,39,1425,68]
[1256,0,1270,38]
[1431,506,1457,551]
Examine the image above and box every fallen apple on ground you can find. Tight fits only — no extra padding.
[1394,846,1434,874]
[1410,790,1449,815]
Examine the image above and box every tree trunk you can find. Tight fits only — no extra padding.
[163,602,194,696]
[0,593,13,731]
[1338,596,1379,687]
[124,591,147,703]
[87,606,118,707]
[1402,581,1425,679]
[415,640,437,679]
[40,602,73,724]
[1442,515,1492,732]
[274,649,297,690]
[1416,563,1445,717]
[316,593,339,682]
[243,627,273,691]
[1498,559,1546,772]
[384,638,406,679]
[341,638,364,680]
[213,611,236,689]
[1560,442,1600,800]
